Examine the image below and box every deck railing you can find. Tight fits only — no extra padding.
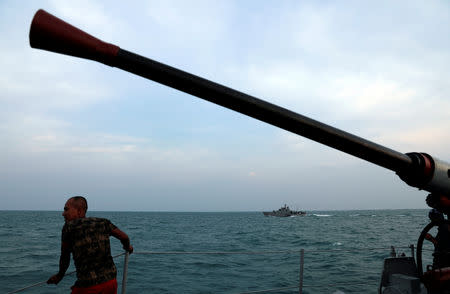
[7,245,416,294]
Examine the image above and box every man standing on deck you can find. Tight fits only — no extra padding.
[47,196,133,294]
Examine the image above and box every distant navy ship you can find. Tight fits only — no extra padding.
[263,204,306,217]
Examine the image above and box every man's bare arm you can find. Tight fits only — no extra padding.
[47,242,70,284]
[111,228,133,253]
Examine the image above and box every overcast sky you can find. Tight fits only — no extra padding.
[1,1,449,211]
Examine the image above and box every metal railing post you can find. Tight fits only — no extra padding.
[299,249,304,294]
[121,252,130,294]
[410,244,414,258]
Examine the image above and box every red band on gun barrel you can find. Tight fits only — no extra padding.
[29,9,119,66]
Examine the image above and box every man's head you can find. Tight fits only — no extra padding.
[62,196,88,222]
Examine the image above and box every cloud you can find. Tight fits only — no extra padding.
[222,1,450,166]
[331,77,414,112]
[379,126,450,158]
[145,0,230,39]
[48,0,122,40]
[0,5,118,117]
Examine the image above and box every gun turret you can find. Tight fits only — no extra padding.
[29,9,450,197]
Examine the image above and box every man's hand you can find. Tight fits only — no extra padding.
[111,228,133,254]
[124,244,134,254]
[47,273,63,284]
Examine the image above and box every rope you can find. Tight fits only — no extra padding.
[134,246,400,255]
[233,280,381,294]
[7,281,47,294]
[135,250,299,255]
[7,253,125,294]
[303,280,379,288]
[305,246,406,253]
[7,270,76,294]
[235,285,299,294]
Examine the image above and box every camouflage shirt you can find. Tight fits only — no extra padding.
[62,217,118,287]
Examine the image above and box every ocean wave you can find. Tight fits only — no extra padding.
[1,209,429,294]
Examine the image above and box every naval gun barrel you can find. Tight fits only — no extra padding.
[29,9,450,196]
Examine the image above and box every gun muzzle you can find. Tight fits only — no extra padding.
[29,9,119,66]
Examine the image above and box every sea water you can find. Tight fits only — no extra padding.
[0,209,434,293]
